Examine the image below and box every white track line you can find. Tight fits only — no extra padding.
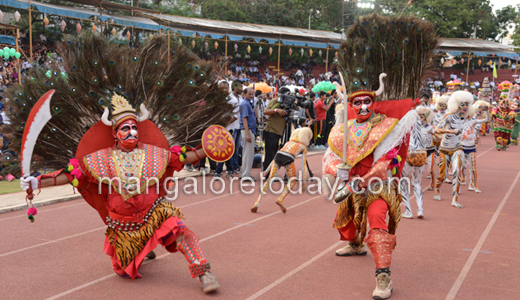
[246,241,343,300]
[44,195,322,300]
[0,227,105,258]
[0,192,239,258]
[0,202,87,222]
[445,170,520,300]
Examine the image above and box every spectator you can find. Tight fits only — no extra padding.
[215,80,242,178]
[262,87,290,171]
[314,91,334,147]
[239,88,257,180]
[324,90,339,143]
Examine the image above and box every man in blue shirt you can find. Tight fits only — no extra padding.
[239,88,256,180]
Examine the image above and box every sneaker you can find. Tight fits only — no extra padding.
[402,211,413,219]
[372,272,393,300]
[199,271,219,293]
[213,173,221,178]
[199,167,208,174]
[335,242,368,256]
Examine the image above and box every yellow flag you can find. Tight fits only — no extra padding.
[493,62,497,78]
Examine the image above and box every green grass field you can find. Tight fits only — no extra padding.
[0,180,21,195]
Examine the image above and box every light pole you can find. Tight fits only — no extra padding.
[309,8,313,30]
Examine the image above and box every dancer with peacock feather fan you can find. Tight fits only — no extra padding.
[323,13,438,299]
[12,33,237,293]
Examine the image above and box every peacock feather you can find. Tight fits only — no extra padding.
[338,13,439,101]
[4,34,233,176]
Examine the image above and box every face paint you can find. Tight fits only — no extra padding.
[351,96,373,123]
[113,119,138,150]
[438,103,447,113]
[419,114,427,123]
[458,102,469,115]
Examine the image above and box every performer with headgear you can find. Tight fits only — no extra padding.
[426,96,449,189]
[491,98,515,150]
[433,91,475,208]
[10,34,235,293]
[323,14,438,299]
[511,98,520,145]
[400,106,435,219]
[459,100,490,193]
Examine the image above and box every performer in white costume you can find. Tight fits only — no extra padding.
[427,96,449,189]
[433,91,474,208]
[401,107,434,219]
[460,100,490,193]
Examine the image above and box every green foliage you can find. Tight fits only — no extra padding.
[379,0,518,41]
[200,0,342,32]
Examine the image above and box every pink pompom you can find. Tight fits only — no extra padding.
[386,148,398,159]
[170,145,182,155]
[70,168,82,178]
[69,158,80,168]
[27,207,38,216]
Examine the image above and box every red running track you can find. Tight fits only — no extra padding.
[0,135,519,300]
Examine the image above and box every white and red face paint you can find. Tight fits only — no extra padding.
[351,96,373,123]
[113,119,138,150]
[438,103,447,113]
[458,101,469,115]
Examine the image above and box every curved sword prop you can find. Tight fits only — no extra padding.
[337,73,350,170]
[20,90,56,200]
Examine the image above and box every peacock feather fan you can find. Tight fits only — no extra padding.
[338,13,438,101]
[4,33,233,176]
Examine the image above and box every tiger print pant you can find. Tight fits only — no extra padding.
[400,162,424,215]
[435,149,463,200]
[462,152,479,191]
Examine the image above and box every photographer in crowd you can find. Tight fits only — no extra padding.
[314,91,334,147]
[262,87,291,171]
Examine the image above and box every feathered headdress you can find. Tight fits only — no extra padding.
[337,13,438,101]
[5,34,233,176]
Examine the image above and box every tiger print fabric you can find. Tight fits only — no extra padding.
[105,201,184,270]
[333,182,402,245]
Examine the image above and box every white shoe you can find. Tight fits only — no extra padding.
[372,272,393,299]
[451,201,464,209]
[335,242,368,256]
[402,211,413,219]
[199,271,219,293]
[475,189,482,193]
[468,186,475,191]
[426,175,431,179]
[433,192,441,201]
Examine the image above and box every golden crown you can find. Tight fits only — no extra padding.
[111,94,136,116]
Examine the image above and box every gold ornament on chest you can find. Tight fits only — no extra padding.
[112,149,144,180]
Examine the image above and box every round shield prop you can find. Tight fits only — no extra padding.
[201,125,235,162]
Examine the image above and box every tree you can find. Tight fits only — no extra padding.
[200,0,343,32]
[378,0,518,41]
